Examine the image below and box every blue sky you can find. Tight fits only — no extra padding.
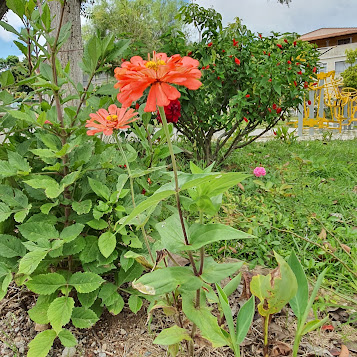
[2,0,357,59]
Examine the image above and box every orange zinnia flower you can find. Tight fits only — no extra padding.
[114,52,202,112]
[85,104,138,136]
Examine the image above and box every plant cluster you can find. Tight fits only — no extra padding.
[158,3,320,164]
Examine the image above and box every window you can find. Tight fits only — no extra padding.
[337,38,352,45]
[335,61,349,75]
[318,63,327,73]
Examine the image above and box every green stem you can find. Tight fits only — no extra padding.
[292,333,301,357]
[263,315,269,357]
[198,211,204,275]
[115,133,155,264]
[158,106,198,276]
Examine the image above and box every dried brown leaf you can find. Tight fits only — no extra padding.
[339,345,350,357]
[272,341,292,356]
[318,228,327,240]
[340,244,351,254]
[237,182,245,191]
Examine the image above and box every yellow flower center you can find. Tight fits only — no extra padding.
[106,114,118,121]
[145,60,166,70]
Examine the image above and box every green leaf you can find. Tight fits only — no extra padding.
[27,330,57,357]
[153,325,192,345]
[18,222,59,242]
[0,67,15,85]
[0,234,26,257]
[98,283,119,306]
[28,295,53,324]
[88,177,110,201]
[0,203,11,222]
[98,232,116,258]
[61,171,81,187]
[188,223,252,251]
[72,200,92,215]
[68,272,104,293]
[26,273,66,295]
[300,316,329,336]
[87,219,108,230]
[182,291,228,348]
[288,251,308,322]
[71,307,99,328]
[132,267,202,296]
[236,296,255,344]
[40,202,58,215]
[223,273,242,297]
[0,161,16,178]
[201,258,243,283]
[250,252,298,317]
[58,329,78,347]
[47,296,74,333]
[120,190,176,226]
[116,261,144,287]
[78,289,98,309]
[7,150,30,173]
[128,295,143,314]
[60,223,84,243]
[25,176,63,198]
[107,294,125,315]
[18,250,48,275]
[216,284,236,345]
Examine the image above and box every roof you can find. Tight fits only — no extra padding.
[300,28,357,41]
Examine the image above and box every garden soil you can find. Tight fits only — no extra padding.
[1,264,356,357]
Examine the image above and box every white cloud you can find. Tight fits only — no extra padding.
[0,10,23,42]
[195,0,357,36]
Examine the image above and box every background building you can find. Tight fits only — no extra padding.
[300,28,357,76]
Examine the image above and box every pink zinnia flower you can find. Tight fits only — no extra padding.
[253,167,266,177]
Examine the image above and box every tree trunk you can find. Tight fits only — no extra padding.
[49,0,83,102]
[0,0,8,20]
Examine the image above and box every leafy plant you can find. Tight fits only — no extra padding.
[160,3,319,165]
[288,251,329,357]
[250,252,298,357]
[274,126,298,144]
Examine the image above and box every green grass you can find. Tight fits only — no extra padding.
[200,139,357,297]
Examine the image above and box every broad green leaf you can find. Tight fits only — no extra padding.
[132,267,202,296]
[61,171,81,187]
[18,222,59,242]
[0,66,16,84]
[88,177,110,201]
[0,203,11,222]
[25,176,63,198]
[27,330,57,357]
[288,251,308,322]
[87,219,108,230]
[7,150,30,173]
[28,295,53,324]
[60,223,84,243]
[72,200,92,215]
[40,202,58,215]
[79,236,100,263]
[250,252,298,317]
[68,272,104,293]
[58,329,77,347]
[216,284,236,345]
[18,250,48,275]
[98,283,119,306]
[300,316,329,336]
[77,289,99,309]
[26,273,66,295]
[0,161,16,178]
[71,307,99,328]
[128,295,143,314]
[153,325,192,345]
[223,273,242,297]
[98,232,116,258]
[236,296,255,344]
[188,223,253,251]
[119,190,176,226]
[116,261,144,287]
[182,291,228,348]
[47,296,74,333]
[201,258,243,283]
[107,294,125,315]
[0,234,26,257]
